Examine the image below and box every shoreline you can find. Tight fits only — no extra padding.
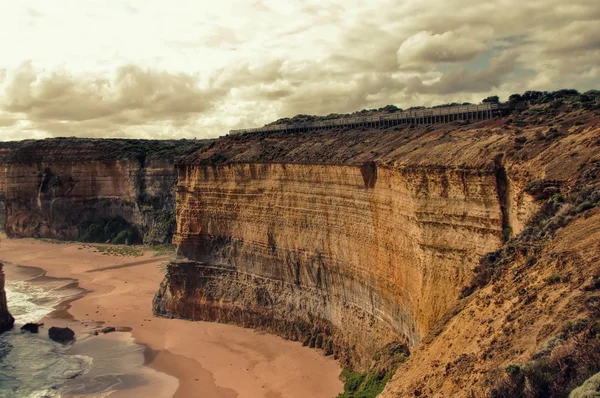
[2,259,180,398]
[0,237,343,398]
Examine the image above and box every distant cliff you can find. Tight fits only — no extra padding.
[0,262,14,334]
[0,138,206,244]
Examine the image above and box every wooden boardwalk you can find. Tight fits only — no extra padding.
[230,103,507,135]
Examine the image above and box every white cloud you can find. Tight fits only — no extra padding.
[0,0,598,140]
[397,30,488,70]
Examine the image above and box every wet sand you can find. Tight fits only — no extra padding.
[0,237,343,398]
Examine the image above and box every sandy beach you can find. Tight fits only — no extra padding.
[0,237,343,398]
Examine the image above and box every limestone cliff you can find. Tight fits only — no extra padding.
[0,262,15,334]
[154,102,600,393]
[0,138,205,244]
[156,161,503,366]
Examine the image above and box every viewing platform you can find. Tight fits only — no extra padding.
[229,103,509,135]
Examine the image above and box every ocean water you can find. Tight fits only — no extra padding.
[0,264,146,398]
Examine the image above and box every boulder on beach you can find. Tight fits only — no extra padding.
[21,323,43,333]
[101,326,116,334]
[49,326,75,343]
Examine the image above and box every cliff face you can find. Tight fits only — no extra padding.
[0,262,15,334]
[153,111,567,368]
[155,162,503,365]
[0,139,205,244]
[155,105,600,387]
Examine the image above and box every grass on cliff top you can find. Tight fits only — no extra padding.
[264,89,599,128]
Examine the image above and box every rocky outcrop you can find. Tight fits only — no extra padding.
[0,138,206,244]
[0,262,15,334]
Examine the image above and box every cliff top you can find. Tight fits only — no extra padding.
[183,103,600,183]
[264,89,599,127]
[0,138,210,163]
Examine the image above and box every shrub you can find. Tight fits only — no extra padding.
[338,369,392,398]
[584,276,600,291]
[570,371,600,397]
[576,201,595,213]
[508,94,522,104]
[341,370,366,393]
[380,105,400,113]
[338,342,409,398]
[533,337,566,360]
[514,136,527,144]
[545,127,560,140]
[505,364,521,376]
[491,325,600,397]
[524,256,537,268]
[483,95,500,103]
[585,296,600,316]
[546,273,562,284]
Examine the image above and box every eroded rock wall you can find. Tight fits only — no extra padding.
[155,161,504,367]
[0,139,204,243]
[0,158,176,242]
[154,107,597,376]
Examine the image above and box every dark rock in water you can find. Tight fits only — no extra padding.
[101,327,116,334]
[21,323,43,333]
[49,326,75,343]
[0,263,15,335]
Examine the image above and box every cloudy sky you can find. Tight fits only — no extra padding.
[0,0,598,140]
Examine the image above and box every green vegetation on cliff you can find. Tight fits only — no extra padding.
[80,217,141,245]
[338,343,409,398]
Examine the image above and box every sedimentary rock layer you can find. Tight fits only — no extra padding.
[155,128,516,367]
[0,139,205,243]
[155,108,598,373]
[0,262,15,334]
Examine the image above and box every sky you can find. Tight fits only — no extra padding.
[0,0,599,141]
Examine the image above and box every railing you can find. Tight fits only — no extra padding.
[229,103,506,135]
